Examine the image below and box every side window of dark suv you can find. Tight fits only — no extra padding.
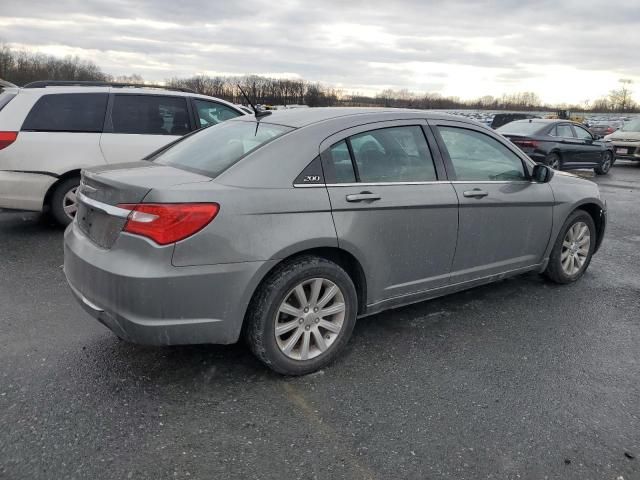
[22,93,108,132]
[111,95,190,135]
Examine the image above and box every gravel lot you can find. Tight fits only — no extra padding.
[1,163,639,480]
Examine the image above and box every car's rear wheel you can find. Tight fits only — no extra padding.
[245,256,358,375]
[594,151,613,175]
[50,177,80,227]
[544,210,596,284]
[545,153,561,170]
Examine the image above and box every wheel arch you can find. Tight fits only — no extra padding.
[43,169,81,211]
[573,202,606,253]
[243,246,368,328]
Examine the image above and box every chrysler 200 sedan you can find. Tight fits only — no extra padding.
[64,108,607,375]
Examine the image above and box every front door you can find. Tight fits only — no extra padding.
[572,124,602,164]
[321,121,459,306]
[431,121,554,284]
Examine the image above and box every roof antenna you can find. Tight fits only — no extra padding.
[237,84,272,119]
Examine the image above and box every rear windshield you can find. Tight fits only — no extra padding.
[496,121,545,135]
[154,120,293,177]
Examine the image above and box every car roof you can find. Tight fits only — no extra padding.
[231,107,475,128]
[15,84,243,112]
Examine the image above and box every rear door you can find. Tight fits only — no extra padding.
[431,120,553,284]
[321,120,459,306]
[551,123,580,164]
[100,94,193,163]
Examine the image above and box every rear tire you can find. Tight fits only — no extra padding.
[245,256,358,375]
[594,151,613,175]
[544,210,596,284]
[49,177,80,227]
[545,153,561,170]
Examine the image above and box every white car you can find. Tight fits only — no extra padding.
[0,81,245,225]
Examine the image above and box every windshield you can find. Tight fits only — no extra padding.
[154,120,294,177]
[621,119,640,132]
[496,121,545,135]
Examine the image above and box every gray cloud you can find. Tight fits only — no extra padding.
[2,0,639,101]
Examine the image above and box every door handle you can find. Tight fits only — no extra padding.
[463,189,488,198]
[345,192,381,202]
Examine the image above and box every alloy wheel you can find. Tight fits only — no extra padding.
[560,221,590,276]
[601,152,612,172]
[62,186,79,220]
[549,157,560,169]
[274,277,346,361]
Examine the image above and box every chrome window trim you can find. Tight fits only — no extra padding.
[76,191,132,218]
[293,180,533,187]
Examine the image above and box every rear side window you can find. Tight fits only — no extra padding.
[154,120,293,178]
[111,95,190,135]
[193,99,241,128]
[22,93,107,133]
[326,126,437,183]
[553,124,575,138]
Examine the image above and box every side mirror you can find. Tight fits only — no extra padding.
[532,163,554,183]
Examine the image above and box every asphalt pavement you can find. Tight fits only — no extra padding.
[1,163,639,480]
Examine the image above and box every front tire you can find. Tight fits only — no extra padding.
[245,256,358,375]
[49,177,80,227]
[594,151,613,175]
[544,210,596,284]
[545,153,561,170]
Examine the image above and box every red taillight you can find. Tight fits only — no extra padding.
[0,131,17,150]
[118,203,219,245]
[606,127,613,133]
[513,139,539,149]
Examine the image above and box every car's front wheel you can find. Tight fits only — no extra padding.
[594,151,613,175]
[545,152,561,170]
[245,256,358,375]
[544,210,596,284]
[49,177,80,227]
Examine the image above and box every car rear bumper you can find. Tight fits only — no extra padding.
[64,221,276,345]
[0,170,56,211]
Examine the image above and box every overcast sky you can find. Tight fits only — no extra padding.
[1,0,639,104]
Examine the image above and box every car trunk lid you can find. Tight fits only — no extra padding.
[76,161,211,249]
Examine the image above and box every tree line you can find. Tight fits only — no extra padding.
[0,44,637,113]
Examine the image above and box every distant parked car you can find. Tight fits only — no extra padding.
[589,121,623,138]
[0,81,246,225]
[491,113,539,129]
[603,118,640,162]
[497,119,615,175]
[65,108,607,375]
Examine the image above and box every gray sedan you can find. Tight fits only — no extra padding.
[64,108,607,375]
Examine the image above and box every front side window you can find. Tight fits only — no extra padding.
[22,93,107,133]
[574,125,593,140]
[349,126,437,182]
[438,126,526,181]
[193,99,241,128]
[111,95,190,135]
[154,120,293,178]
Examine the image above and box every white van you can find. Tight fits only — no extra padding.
[0,81,246,225]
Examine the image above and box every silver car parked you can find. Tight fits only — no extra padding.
[64,108,607,375]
